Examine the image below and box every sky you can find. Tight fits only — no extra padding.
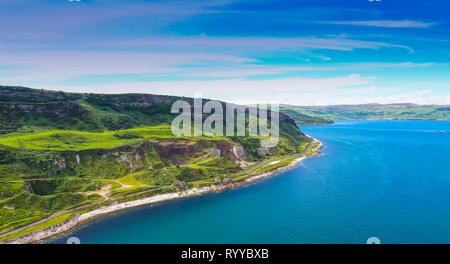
[1,0,450,105]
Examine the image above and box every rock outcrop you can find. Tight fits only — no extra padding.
[257,147,271,157]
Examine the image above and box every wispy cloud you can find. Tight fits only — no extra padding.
[316,89,450,106]
[333,62,439,70]
[0,51,254,82]
[0,0,227,40]
[3,46,431,83]
[38,74,372,104]
[318,20,435,28]
[180,66,328,78]
[107,36,415,53]
[36,75,450,106]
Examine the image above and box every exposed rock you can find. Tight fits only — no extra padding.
[0,86,79,102]
[53,158,66,169]
[153,141,201,157]
[24,183,34,194]
[135,153,142,162]
[223,176,232,183]
[212,141,245,161]
[117,155,132,164]
[117,154,142,171]
[102,151,119,159]
[171,158,187,165]
[173,180,188,191]
[206,149,221,157]
[75,154,81,166]
[257,147,271,156]
[153,140,245,163]
[236,160,254,168]
[0,102,92,121]
[232,146,245,160]
[97,93,179,110]
[132,163,143,171]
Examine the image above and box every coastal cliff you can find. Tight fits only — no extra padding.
[0,85,316,243]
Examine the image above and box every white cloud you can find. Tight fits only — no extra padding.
[38,74,372,103]
[319,20,435,28]
[9,71,450,105]
[180,66,332,78]
[272,89,450,106]
[0,51,255,81]
[376,90,450,105]
[338,62,437,68]
[107,36,414,53]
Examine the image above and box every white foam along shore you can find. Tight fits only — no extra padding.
[5,140,323,244]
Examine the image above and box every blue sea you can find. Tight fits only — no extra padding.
[51,121,450,244]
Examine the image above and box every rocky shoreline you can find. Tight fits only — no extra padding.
[4,140,323,244]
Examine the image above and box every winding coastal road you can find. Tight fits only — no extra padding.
[0,139,319,242]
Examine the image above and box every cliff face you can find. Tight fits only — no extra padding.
[0,86,177,105]
[0,86,178,133]
[0,86,303,134]
[0,85,310,160]
[153,140,243,163]
[0,85,310,161]
[0,86,80,102]
[84,93,179,110]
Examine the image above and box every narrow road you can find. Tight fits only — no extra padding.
[0,183,169,240]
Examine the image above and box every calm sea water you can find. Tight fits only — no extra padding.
[51,121,450,244]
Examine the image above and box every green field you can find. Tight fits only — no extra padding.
[0,126,173,150]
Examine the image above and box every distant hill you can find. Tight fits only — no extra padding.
[280,103,450,122]
[278,109,332,125]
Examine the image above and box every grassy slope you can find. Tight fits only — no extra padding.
[0,126,174,150]
[279,109,332,125]
[0,86,313,240]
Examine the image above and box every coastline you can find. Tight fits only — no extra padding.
[4,139,323,244]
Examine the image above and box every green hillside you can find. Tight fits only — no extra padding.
[281,104,450,122]
[0,86,314,241]
[279,109,332,125]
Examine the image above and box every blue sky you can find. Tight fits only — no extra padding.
[1,0,449,105]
